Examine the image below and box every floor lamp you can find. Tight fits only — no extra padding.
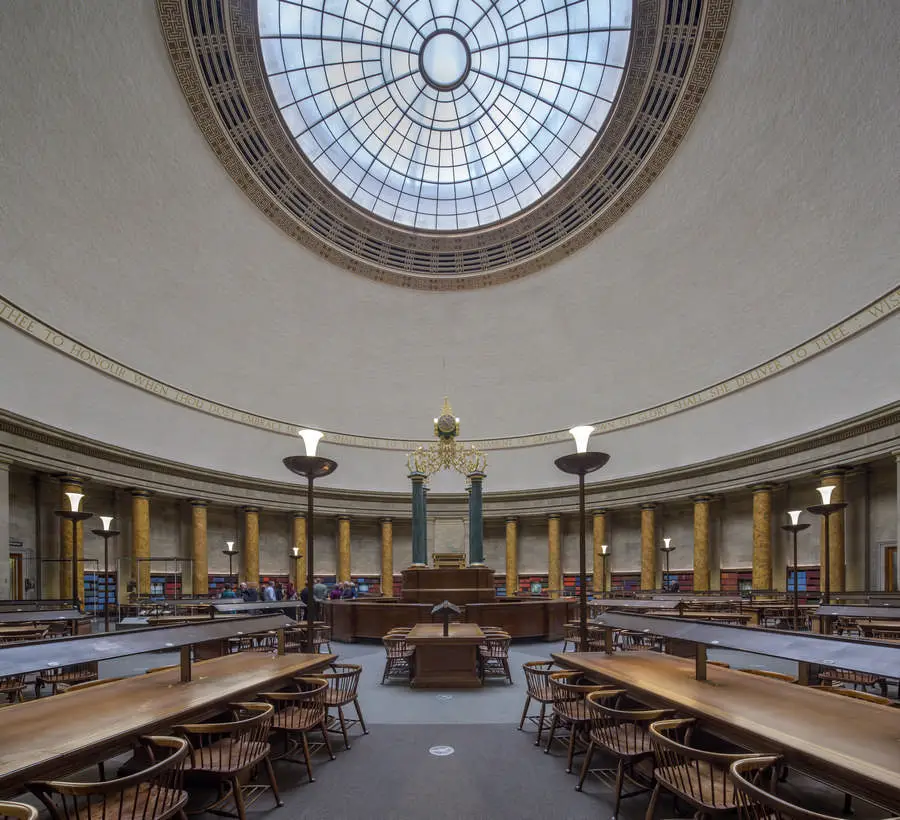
[599,544,610,595]
[222,541,239,589]
[807,484,847,636]
[660,538,676,591]
[53,491,93,612]
[91,516,120,633]
[284,429,338,654]
[781,511,810,631]
[554,425,610,652]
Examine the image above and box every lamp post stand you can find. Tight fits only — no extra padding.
[91,525,120,632]
[660,540,676,592]
[807,500,847,635]
[284,455,338,654]
[53,508,93,612]
[555,451,610,651]
[780,522,810,631]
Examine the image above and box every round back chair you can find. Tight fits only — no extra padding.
[518,660,557,744]
[318,663,368,749]
[0,801,38,820]
[545,671,613,774]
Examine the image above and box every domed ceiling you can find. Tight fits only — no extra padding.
[0,0,898,492]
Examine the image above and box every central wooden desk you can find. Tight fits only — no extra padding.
[0,651,334,797]
[406,623,484,688]
[554,650,900,810]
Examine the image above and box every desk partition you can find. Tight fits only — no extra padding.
[590,611,900,682]
[814,605,900,620]
[0,614,296,682]
[210,600,306,617]
[0,609,86,624]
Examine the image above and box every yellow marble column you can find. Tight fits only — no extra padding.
[505,517,518,597]
[819,469,847,594]
[548,514,561,598]
[131,490,151,597]
[692,495,712,592]
[338,516,351,582]
[59,477,84,602]
[751,484,774,591]
[592,510,608,594]
[190,500,208,596]
[242,507,259,589]
[380,518,393,596]
[292,514,306,592]
[640,504,657,590]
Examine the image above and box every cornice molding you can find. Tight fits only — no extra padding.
[0,404,897,517]
[2,287,897,452]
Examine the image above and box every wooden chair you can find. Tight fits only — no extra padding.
[519,661,557,745]
[381,634,414,684]
[261,678,335,782]
[319,663,368,750]
[479,632,512,684]
[28,736,188,820]
[814,685,894,706]
[729,756,900,820]
[175,702,282,820]
[0,801,38,820]
[544,671,612,774]
[0,627,48,644]
[577,690,674,818]
[817,667,888,697]
[36,663,97,696]
[738,668,797,683]
[0,675,26,705]
[647,717,761,818]
[562,623,580,652]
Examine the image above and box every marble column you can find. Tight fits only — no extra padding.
[131,490,151,597]
[548,514,562,598]
[895,453,900,591]
[640,504,657,590]
[592,510,608,594]
[292,514,306,592]
[242,506,259,588]
[380,518,393,596]
[337,515,351,582]
[751,484,775,591]
[410,472,427,565]
[190,500,208,596]
[467,471,485,566]
[0,461,10,599]
[819,469,847,594]
[505,517,518,597]
[692,495,712,592]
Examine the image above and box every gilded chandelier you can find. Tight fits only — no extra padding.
[407,398,487,477]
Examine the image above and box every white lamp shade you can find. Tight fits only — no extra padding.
[787,510,802,526]
[569,425,594,453]
[298,429,324,457]
[663,537,671,549]
[600,544,609,555]
[816,485,835,505]
[99,515,114,531]
[292,546,299,556]
[64,492,84,512]
[225,541,235,552]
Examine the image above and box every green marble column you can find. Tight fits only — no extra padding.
[468,471,485,566]
[410,471,428,566]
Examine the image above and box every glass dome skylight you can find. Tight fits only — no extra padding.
[258,0,631,231]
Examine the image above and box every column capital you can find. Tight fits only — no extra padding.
[337,514,351,521]
[749,483,777,493]
[892,450,900,462]
[592,508,608,516]
[292,511,307,520]
[408,471,427,481]
[379,517,393,524]
[547,512,561,520]
[818,465,852,480]
[129,488,152,498]
[0,457,12,471]
[59,474,85,487]
[466,470,486,481]
[690,494,714,503]
[242,505,260,513]
[505,516,518,524]
[189,499,208,508]
[639,502,657,511]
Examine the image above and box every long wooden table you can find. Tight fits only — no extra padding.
[554,651,900,810]
[0,651,334,797]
